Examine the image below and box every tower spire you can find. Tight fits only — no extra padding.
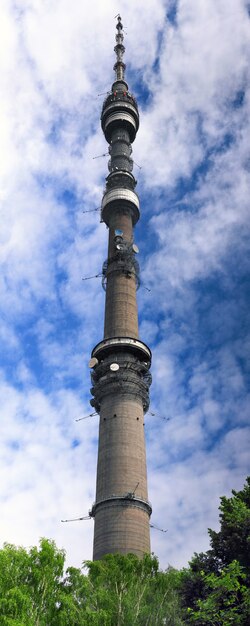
[114,15,126,82]
[89,17,152,561]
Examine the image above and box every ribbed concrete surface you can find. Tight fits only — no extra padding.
[104,273,138,338]
[96,395,148,501]
[93,506,150,560]
[93,394,150,560]
[104,211,139,339]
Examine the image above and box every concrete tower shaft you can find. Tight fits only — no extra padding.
[90,15,152,560]
[104,209,139,339]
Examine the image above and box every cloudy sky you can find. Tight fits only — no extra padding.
[1,0,249,570]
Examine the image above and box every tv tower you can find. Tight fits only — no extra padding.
[89,15,152,560]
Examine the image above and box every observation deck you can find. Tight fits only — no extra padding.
[101,89,139,143]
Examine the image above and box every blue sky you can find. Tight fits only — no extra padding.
[0,0,249,570]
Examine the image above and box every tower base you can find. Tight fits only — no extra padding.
[93,503,151,560]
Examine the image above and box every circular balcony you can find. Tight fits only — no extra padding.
[101,93,139,143]
[90,495,152,518]
[91,336,151,362]
[101,187,140,226]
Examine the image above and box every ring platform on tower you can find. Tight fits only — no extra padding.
[91,337,151,364]
[101,187,140,226]
[101,85,139,144]
[90,495,152,518]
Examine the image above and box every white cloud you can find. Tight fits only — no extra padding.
[0,374,97,563]
[149,428,250,568]
[136,0,250,186]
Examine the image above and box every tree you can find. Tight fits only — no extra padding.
[0,542,33,626]
[52,566,92,626]
[0,538,65,626]
[180,477,250,625]
[84,552,184,626]
[0,542,184,626]
[208,476,250,578]
[186,560,250,626]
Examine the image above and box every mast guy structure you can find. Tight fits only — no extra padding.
[89,16,152,560]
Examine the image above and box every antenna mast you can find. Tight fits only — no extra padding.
[114,15,126,81]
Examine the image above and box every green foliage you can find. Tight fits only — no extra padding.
[180,477,250,625]
[208,476,250,578]
[0,538,65,626]
[0,543,31,625]
[0,544,184,626]
[53,566,92,626]
[179,550,219,612]
[185,560,250,626]
[84,553,183,625]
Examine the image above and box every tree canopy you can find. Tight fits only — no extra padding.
[179,476,250,625]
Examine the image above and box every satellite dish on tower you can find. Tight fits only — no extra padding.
[110,363,119,371]
[132,243,139,254]
[89,357,99,368]
[116,243,123,251]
